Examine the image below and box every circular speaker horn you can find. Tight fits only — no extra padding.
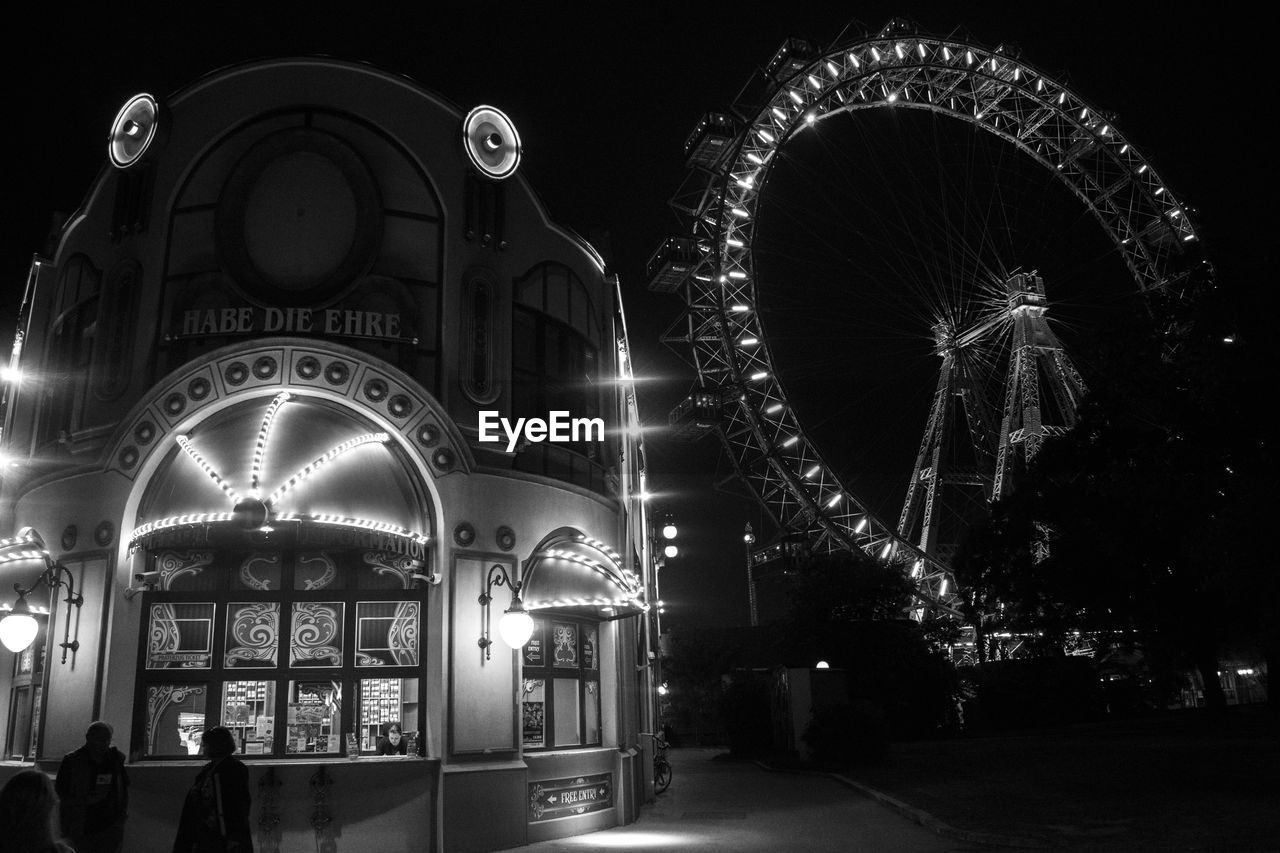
[108,93,160,169]
[463,105,522,180]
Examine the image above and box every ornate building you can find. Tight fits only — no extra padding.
[0,57,659,852]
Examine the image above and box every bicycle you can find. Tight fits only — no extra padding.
[640,732,672,793]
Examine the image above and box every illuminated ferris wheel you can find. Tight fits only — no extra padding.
[649,19,1212,615]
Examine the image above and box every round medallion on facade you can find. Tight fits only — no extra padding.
[252,356,278,380]
[296,356,321,380]
[163,393,187,416]
[134,421,156,445]
[94,521,115,547]
[453,522,476,547]
[61,525,78,551]
[363,378,389,403]
[119,446,140,469]
[323,361,349,386]
[432,447,454,471]
[215,127,383,306]
[416,423,440,448]
[225,362,250,386]
[188,377,212,400]
[387,394,412,419]
[496,526,516,551]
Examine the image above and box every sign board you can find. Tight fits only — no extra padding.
[527,773,612,822]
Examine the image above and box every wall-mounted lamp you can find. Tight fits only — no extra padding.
[477,563,534,660]
[0,527,84,661]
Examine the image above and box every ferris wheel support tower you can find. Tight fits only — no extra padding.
[897,321,999,565]
[993,271,1087,502]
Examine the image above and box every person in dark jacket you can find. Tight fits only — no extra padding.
[55,720,129,853]
[1,769,76,853]
[173,726,254,853]
[375,722,407,755]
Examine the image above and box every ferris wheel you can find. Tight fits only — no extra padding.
[649,19,1212,616]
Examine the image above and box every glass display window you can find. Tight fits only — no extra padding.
[521,616,602,751]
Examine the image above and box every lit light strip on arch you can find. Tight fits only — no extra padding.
[251,392,291,494]
[129,397,428,555]
[531,548,641,597]
[177,435,241,504]
[266,433,391,505]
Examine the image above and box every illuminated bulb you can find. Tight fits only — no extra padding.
[731,208,749,218]
[788,89,803,105]
[663,544,678,559]
[662,523,677,540]
[728,271,747,279]
[805,465,820,479]
[750,371,768,381]
[805,112,815,124]
[757,128,774,143]
[730,304,750,312]
[815,661,830,669]
[739,337,758,346]
[807,74,820,89]
[498,607,535,650]
[827,493,841,508]
[0,601,39,654]
[765,402,783,414]
[746,152,763,165]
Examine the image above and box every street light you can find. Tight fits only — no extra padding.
[477,563,534,660]
[744,523,758,626]
[0,528,84,661]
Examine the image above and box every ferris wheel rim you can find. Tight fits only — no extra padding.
[687,22,1213,612]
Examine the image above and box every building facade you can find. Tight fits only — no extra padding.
[0,57,660,852]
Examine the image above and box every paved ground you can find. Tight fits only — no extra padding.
[499,706,1280,852]
[500,747,982,852]
[841,706,1280,851]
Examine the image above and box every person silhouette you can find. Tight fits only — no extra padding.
[0,769,75,853]
[172,726,254,853]
[55,720,129,853]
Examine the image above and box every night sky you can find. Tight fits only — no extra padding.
[2,3,1268,632]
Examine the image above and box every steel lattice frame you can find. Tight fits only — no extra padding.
[667,20,1211,615]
